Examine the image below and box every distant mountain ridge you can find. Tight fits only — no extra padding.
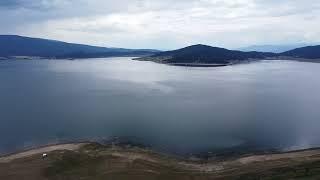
[238,44,312,53]
[0,35,160,59]
[136,44,320,65]
[1,35,319,63]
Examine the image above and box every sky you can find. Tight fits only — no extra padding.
[0,0,319,49]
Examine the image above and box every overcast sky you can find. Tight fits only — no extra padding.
[0,0,319,49]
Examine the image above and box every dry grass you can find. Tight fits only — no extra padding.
[0,143,320,180]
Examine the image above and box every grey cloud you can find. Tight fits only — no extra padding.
[0,0,23,8]
[0,0,73,10]
[0,0,319,49]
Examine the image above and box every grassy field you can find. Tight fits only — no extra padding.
[1,143,320,180]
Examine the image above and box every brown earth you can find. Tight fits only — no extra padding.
[1,143,320,180]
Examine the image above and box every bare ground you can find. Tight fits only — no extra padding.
[0,143,320,180]
[0,143,88,163]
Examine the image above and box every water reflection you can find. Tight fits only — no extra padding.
[0,58,320,155]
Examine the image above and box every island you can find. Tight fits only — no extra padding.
[134,44,320,66]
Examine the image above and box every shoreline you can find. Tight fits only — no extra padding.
[133,56,320,67]
[168,63,229,67]
[0,142,89,163]
[1,142,320,179]
[1,141,320,163]
[2,56,320,65]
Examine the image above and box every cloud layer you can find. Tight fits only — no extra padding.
[0,0,319,49]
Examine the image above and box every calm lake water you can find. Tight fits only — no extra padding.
[1,57,320,156]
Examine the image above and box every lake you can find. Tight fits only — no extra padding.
[1,57,320,156]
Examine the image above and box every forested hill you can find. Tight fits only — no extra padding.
[281,45,320,59]
[136,44,276,64]
[0,35,159,59]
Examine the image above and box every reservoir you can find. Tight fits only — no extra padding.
[0,57,320,156]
